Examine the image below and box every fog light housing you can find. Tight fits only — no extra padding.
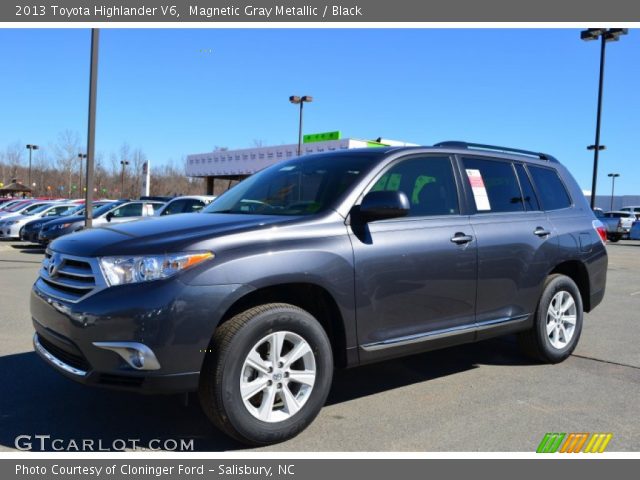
[93,342,161,370]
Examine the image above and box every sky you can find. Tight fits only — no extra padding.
[0,28,638,195]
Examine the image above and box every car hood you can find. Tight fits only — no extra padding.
[49,212,306,257]
[42,215,85,227]
[0,212,23,221]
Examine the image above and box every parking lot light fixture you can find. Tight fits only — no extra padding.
[120,160,129,197]
[289,95,313,156]
[25,144,39,194]
[581,28,628,209]
[607,173,620,211]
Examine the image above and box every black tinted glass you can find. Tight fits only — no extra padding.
[515,164,541,211]
[204,154,375,216]
[369,156,459,217]
[528,166,572,211]
[463,157,524,213]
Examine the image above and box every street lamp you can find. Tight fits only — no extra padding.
[25,144,39,193]
[120,160,129,197]
[587,144,606,205]
[289,95,313,156]
[581,28,628,209]
[78,153,87,195]
[607,173,620,211]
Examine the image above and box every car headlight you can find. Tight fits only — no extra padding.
[98,252,214,286]
[6,220,17,225]
[56,223,72,230]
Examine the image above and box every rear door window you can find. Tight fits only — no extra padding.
[162,200,187,215]
[462,157,524,213]
[111,203,143,218]
[527,166,572,211]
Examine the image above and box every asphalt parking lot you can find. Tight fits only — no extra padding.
[1,239,639,452]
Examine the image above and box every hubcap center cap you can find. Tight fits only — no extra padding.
[272,371,283,382]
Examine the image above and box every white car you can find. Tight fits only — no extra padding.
[155,195,216,216]
[0,199,27,212]
[620,206,640,217]
[0,203,77,239]
[0,201,55,221]
[94,200,166,226]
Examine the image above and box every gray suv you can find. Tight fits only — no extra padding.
[31,142,607,445]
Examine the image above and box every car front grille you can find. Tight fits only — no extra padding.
[38,250,104,303]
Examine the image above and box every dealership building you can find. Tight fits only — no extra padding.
[185,131,417,195]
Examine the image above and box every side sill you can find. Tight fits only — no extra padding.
[361,314,530,352]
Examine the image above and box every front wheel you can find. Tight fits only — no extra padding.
[199,303,333,446]
[519,274,583,363]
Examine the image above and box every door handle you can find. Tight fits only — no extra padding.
[450,232,473,245]
[534,227,551,237]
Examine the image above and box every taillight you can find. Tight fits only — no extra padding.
[593,219,607,245]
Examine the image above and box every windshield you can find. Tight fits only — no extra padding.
[203,154,376,216]
[22,203,48,214]
[67,205,85,215]
[7,202,29,212]
[27,204,54,216]
[0,201,21,211]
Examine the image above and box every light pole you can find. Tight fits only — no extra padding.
[607,173,620,211]
[25,144,39,194]
[581,28,628,209]
[84,28,100,228]
[78,153,87,195]
[289,95,313,156]
[587,144,606,206]
[120,160,129,197]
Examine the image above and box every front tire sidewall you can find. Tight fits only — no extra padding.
[535,276,583,363]
[219,308,332,445]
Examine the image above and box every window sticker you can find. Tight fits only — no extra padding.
[466,169,491,211]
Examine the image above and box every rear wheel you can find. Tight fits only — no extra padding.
[519,274,583,363]
[199,303,333,446]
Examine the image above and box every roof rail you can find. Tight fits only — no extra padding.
[433,141,557,162]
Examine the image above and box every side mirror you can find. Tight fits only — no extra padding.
[359,190,410,221]
[105,211,114,222]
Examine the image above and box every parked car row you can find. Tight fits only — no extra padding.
[0,195,215,244]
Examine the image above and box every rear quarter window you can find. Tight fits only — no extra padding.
[527,165,572,211]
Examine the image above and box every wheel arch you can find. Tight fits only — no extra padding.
[549,260,592,311]
[216,282,349,368]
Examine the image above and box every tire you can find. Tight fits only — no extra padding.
[198,303,333,446]
[608,235,620,243]
[519,274,583,364]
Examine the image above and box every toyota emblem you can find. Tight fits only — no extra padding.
[48,254,61,277]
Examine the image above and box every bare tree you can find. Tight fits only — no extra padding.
[52,130,81,197]
[4,142,23,181]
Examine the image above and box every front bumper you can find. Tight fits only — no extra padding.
[31,277,247,393]
[38,228,70,244]
[1,224,20,238]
